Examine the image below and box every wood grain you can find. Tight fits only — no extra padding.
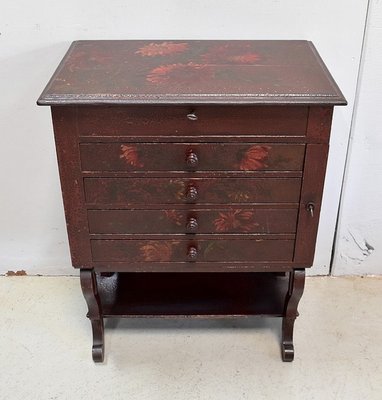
[39,40,346,362]
[83,177,302,205]
[80,142,305,172]
[51,107,92,267]
[37,40,347,105]
[294,144,329,264]
[87,208,298,234]
[90,238,295,263]
[76,106,309,137]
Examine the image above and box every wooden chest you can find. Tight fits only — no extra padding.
[38,40,346,362]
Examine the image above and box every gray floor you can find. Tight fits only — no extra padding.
[1,276,381,400]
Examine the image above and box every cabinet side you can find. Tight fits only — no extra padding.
[51,106,92,268]
[294,106,334,265]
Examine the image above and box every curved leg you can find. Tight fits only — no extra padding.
[281,269,305,362]
[80,269,104,362]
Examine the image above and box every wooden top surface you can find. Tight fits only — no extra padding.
[37,40,346,106]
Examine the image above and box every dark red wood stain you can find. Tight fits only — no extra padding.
[84,177,301,205]
[87,208,298,234]
[51,107,92,267]
[91,238,295,262]
[294,144,330,264]
[38,40,346,362]
[75,106,309,136]
[37,40,346,105]
[98,272,289,317]
[80,143,305,172]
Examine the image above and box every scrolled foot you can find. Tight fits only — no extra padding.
[281,343,294,362]
[90,318,105,362]
[92,343,105,362]
[81,269,105,363]
[280,269,305,362]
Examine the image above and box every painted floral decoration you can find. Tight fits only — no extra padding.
[213,210,259,232]
[228,54,260,63]
[168,179,186,201]
[201,43,260,64]
[120,145,144,168]
[140,241,177,262]
[164,210,183,226]
[146,62,214,85]
[140,41,261,85]
[227,191,250,202]
[239,145,271,171]
[136,42,188,57]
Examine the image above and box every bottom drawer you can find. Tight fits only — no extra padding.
[91,239,294,263]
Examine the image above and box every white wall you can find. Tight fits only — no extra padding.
[0,0,368,275]
[332,0,382,275]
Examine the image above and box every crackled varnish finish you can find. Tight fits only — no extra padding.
[38,40,346,363]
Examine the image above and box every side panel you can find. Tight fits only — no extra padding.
[306,106,334,142]
[51,106,92,267]
[294,143,329,265]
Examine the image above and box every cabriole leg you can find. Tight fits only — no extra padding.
[80,269,104,362]
[281,269,305,362]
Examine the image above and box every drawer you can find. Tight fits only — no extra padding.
[88,208,298,234]
[90,238,295,262]
[80,143,305,172]
[84,177,301,205]
[77,106,308,137]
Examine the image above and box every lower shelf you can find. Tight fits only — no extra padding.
[97,272,289,318]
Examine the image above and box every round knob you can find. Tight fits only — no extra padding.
[186,184,198,202]
[187,246,198,261]
[187,112,198,121]
[186,150,199,169]
[186,217,198,233]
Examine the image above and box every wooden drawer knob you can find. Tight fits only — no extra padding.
[186,217,198,233]
[186,150,199,169]
[187,246,198,261]
[187,112,198,121]
[186,184,198,202]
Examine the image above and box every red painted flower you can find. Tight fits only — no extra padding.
[146,62,214,85]
[164,210,183,226]
[140,241,176,262]
[201,43,260,64]
[136,42,188,57]
[119,145,144,168]
[227,191,250,202]
[213,210,259,232]
[228,53,260,63]
[239,145,271,171]
[167,179,186,201]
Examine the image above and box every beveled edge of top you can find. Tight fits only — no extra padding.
[37,40,347,106]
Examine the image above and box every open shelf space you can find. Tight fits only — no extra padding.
[97,272,289,318]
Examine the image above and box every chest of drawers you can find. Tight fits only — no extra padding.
[38,40,346,362]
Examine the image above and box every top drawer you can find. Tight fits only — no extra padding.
[76,106,308,137]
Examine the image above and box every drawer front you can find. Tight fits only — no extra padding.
[88,208,298,234]
[80,143,305,172]
[84,178,301,205]
[91,239,295,262]
[77,106,308,137]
